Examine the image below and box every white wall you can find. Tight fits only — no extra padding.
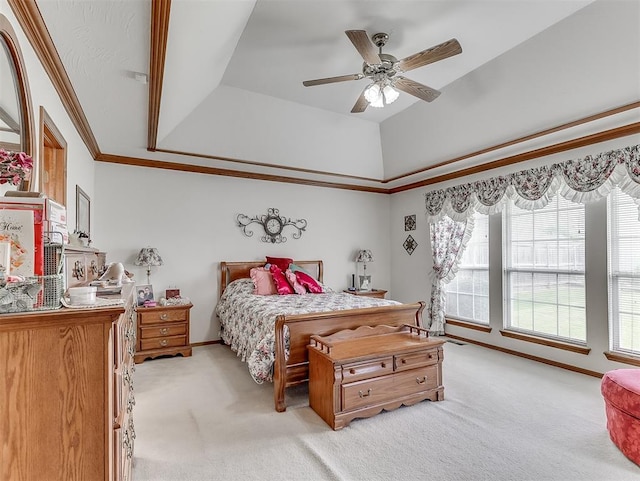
[0,3,96,228]
[93,162,391,343]
[390,134,640,375]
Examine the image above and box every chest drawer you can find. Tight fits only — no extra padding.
[342,365,439,411]
[342,356,393,383]
[140,324,186,339]
[141,335,187,351]
[138,308,188,325]
[395,349,439,372]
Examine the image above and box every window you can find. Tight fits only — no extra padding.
[608,188,640,356]
[445,213,489,323]
[504,196,586,342]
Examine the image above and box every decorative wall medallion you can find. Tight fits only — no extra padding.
[237,207,307,244]
[403,235,418,255]
[404,214,416,231]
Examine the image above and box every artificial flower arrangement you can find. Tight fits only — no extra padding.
[0,149,33,185]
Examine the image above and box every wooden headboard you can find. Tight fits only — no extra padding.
[219,260,324,299]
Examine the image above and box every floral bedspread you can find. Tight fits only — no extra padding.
[215,278,400,383]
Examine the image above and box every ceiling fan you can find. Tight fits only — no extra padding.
[302,30,462,113]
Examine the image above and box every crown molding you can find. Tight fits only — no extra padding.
[147,0,171,151]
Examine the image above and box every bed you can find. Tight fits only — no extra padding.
[216,260,425,412]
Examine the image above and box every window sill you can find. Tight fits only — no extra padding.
[446,318,492,333]
[500,329,591,355]
[604,351,640,367]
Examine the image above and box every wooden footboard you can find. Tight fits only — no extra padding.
[273,301,425,412]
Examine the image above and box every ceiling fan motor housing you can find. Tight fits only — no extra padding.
[363,53,399,79]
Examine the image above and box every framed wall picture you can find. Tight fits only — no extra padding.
[76,185,90,239]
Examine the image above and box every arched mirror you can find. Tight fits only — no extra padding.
[0,13,35,190]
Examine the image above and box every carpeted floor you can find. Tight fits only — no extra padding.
[132,341,638,481]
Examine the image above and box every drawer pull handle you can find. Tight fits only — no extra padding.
[160,313,168,320]
[381,362,386,368]
[416,376,427,384]
[159,328,169,335]
[358,389,372,398]
[159,339,168,347]
[349,368,356,375]
[428,354,434,359]
[401,359,407,364]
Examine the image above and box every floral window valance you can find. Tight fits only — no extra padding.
[425,144,640,222]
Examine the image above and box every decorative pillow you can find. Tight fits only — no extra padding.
[295,270,324,294]
[289,263,312,277]
[269,264,294,295]
[266,256,293,272]
[249,267,277,295]
[285,269,306,295]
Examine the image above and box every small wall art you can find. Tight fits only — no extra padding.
[404,214,416,231]
[403,235,418,255]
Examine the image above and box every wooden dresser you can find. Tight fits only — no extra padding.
[135,303,192,363]
[308,324,444,430]
[0,284,136,481]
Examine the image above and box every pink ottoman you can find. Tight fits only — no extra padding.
[601,369,640,465]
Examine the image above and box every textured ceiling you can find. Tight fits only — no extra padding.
[31,0,640,191]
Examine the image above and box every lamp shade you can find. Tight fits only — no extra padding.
[355,249,374,263]
[134,247,163,267]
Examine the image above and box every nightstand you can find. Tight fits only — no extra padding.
[135,303,193,363]
[343,289,387,299]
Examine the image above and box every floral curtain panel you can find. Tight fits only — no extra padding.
[427,215,474,335]
[425,144,640,222]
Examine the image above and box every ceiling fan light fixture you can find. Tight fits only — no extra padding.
[383,84,399,103]
[364,83,381,103]
[364,81,398,108]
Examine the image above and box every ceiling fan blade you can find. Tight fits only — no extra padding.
[397,38,462,72]
[303,73,362,87]
[345,30,380,65]
[394,76,441,102]
[351,89,369,113]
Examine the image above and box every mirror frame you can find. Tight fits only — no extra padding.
[0,13,35,188]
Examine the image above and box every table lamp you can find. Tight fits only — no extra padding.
[355,249,373,291]
[134,247,163,284]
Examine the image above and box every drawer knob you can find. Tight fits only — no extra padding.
[159,328,169,335]
[358,389,372,398]
[416,376,427,384]
[349,368,356,375]
[401,359,407,364]
[160,313,168,320]
[381,362,386,368]
[159,339,168,347]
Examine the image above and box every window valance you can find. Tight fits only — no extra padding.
[424,144,640,222]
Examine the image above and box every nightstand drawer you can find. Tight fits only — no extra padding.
[141,335,187,351]
[395,349,439,372]
[140,324,186,339]
[138,308,188,325]
[342,356,394,382]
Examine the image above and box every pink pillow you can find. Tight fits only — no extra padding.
[295,270,323,294]
[269,265,294,295]
[285,269,306,295]
[250,267,277,295]
[266,256,293,272]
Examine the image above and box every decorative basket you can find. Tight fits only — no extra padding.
[0,273,64,313]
